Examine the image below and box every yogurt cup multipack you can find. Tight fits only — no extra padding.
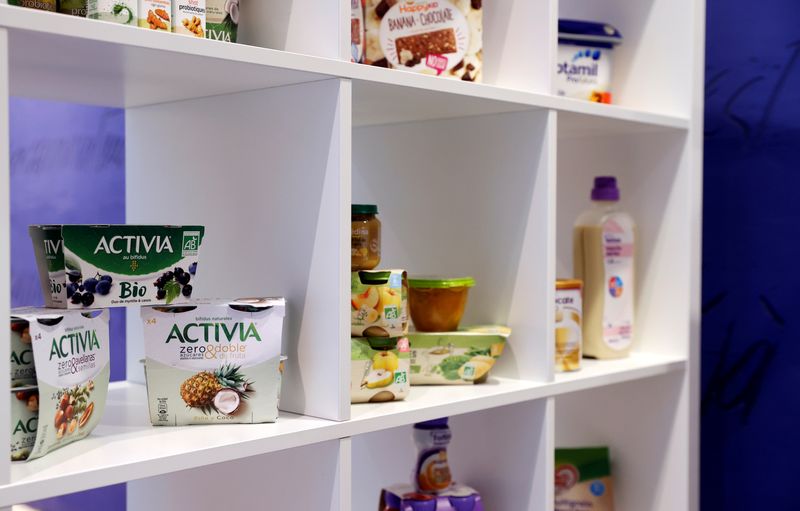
[141,298,286,426]
[29,225,205,309]
[555,19,622,103]
[9,308,110,461]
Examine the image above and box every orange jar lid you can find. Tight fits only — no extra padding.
[556,278,583,290]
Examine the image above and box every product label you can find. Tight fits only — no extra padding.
[173,0,206,37]
[555,44,613,102]
[409,329,507,385]
[59,0,86,15]
[555,447,615,511]
[87,0,137,24]
[601,215,634,351]
[12,308,111,462]
[351,0,364,62]
[9,0,57,11]
[555,284,582,372]
[30,225,205,309]
[139,0,172,31]
[379,0,468,74]
[141,299,285,425]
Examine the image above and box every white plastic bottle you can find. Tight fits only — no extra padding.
[573,176,636,359]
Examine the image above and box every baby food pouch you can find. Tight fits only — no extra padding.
[555,447,615,511]
[141,298,286,425]
[87,0,137,24]
[11,308,111,461]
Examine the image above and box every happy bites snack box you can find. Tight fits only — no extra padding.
[365,0,483,82]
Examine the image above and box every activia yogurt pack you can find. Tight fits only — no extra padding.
[29,225,204,309]
[141,298,286,426]
[9,308,110,461]
[555,19,622,104]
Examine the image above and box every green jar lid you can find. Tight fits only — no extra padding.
[408,276,476,289]
[352,204,378,215]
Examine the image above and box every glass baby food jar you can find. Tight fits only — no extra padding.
[352,204,381,271]
[408,277,475,332]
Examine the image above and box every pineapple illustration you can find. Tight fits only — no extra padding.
[180,364,254,415]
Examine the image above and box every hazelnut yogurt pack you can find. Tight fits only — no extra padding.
[141,298,286,426]
[9,308,110,461]
[29,225,204,309]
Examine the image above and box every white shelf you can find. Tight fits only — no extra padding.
[0,5,688,130]
[0,353,684,506]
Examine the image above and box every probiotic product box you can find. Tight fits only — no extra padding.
[141,298,286,426]
[29,225,204,309]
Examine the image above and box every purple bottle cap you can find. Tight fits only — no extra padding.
[449,495,477,511]
[414,418,449,429]
[591,176,620,201]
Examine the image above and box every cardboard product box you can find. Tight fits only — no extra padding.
[352,270,408,338]
[87,0,137,24]
[409,326,508,385]
[10,308,110,461]
[555,447,615,511]
[351,337,410,403]
[139,0,172,31]
[141,298,286,426]
[29,225,204,309]
[365,0,483,82]
[173,0,205,37]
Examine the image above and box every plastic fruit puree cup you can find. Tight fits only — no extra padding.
[408,277,475,332]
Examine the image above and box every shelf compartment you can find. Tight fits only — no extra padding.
[0,353,684,507]
[555,370,690,511]
[0,5,689,131]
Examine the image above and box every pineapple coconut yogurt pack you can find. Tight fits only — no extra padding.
[10,308,110,461]
[141,298,286,426]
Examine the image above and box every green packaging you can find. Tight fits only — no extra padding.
[8,0,57,11]
[10,308,110,461]
[351,337,410,403]
[59,0,87,16]
[10,387,39,462]
[29,225,204,309]
[86,0,137,24]
[555,447,615,511]
[408,326,508,385]
[206,0,238,42]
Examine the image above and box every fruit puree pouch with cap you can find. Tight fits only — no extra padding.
[414,418,453,493]
[573,177,635,359]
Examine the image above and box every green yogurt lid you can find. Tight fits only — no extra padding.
[408,276,475,289]
[352,204,378,215]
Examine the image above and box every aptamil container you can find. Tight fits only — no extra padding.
[555,20,622,104]
[573,177,635,359]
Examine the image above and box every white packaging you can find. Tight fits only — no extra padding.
[555,20,622,103]
[87,0,137,25]
[173,0,205,37]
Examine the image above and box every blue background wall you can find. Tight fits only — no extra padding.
[701,0,800,509]
[7,0,800,508]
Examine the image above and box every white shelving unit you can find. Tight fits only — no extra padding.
[0,0,704,509]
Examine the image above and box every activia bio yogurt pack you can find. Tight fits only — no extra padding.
[29,225,204,309]
[9,308,110,461]
[141,298,286,426]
